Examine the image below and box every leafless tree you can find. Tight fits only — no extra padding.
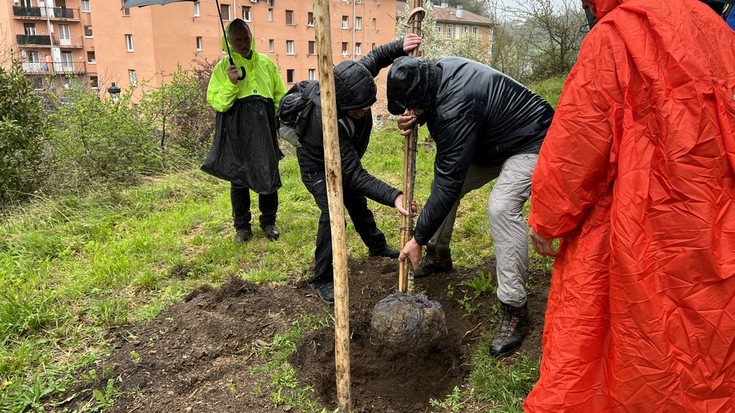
[510,0,586,78]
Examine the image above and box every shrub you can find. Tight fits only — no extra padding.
[0,61,47,208]
[44,82,161,193]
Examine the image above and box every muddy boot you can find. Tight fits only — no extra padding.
[490,302,529,357]
[414,247,452,278]
[234,227,253,243]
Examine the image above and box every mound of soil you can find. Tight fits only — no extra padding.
[52,256,549,413]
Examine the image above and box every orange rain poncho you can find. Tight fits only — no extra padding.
[524,0,735,411]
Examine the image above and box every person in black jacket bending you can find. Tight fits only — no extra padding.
[290,34,421,305]
[387,56,554,357]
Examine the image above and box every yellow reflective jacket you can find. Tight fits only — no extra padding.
[206,22,285,113]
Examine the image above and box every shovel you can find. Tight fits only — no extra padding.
[370,3,447,356]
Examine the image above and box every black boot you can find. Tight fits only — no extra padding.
[414,247,452,278]
[262,224,280,241]
[368,245,400,259]
[234,227,253,243]
[490,302,529,357]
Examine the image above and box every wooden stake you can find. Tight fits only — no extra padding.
[398,1,425,294]
[312,1,351,411]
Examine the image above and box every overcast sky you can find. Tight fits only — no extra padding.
[492,0,579,20]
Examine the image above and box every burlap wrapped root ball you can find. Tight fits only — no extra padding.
[371,292,447,355]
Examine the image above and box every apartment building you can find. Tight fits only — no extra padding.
[1,0,400,98]
[397,1,495,58]
[432,2,494,57]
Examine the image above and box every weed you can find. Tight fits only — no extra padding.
[429,385,466,412]
[462,270,495,297]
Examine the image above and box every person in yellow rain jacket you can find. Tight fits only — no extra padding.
[204,18,286,243]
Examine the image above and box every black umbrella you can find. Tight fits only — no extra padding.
[122,0,245,79]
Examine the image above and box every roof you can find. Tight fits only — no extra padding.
[397,1,495,27]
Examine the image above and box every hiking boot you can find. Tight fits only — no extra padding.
[262,224,280,241]
[234,228,253,243]
[309,281,334,305]
[490,302,529,358]
[414,248,452,278]
[368,245,400,259]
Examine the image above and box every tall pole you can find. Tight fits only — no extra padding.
[312,1,351,411]
[398,1,425,294]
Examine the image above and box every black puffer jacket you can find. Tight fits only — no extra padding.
[389,57,555,244]
[296,39,408,206]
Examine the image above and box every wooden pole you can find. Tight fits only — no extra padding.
[312,1,351,411]
[398,1,425,294]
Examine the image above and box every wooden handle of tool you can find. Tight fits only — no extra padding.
[398,1,425,294]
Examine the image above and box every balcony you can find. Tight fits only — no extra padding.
[15,34,85,49]
[22,61,86,75]
[16,34,52,47]
[54,35,85,49]
[13,6,79,21]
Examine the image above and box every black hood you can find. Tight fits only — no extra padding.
[386,56,440,115]
[334,60,377,112]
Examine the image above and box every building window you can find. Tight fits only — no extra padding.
[308,41,315,55]
[84,26,93,37]
[220,4,230,21]
[87,51,96,63]
[285,10,293,25]
[122,0,130,16]
[125,34,134,51]
[341,16,349,29]
[308,69,316,80]
[355,42,362,55]
[58,24,71,45]
[372,18,377,30]
[90,76,98,88]
[455,25,461,39]
[472,26,479,34]
[355,16,362,30]
[341,42,348,55]
[23,23,36,36]
[129,69,138,86]
[60,51,73,71]
[286,69,294,83]
[81,0,90,12]
[269,39,274,52]
[268,8,273,21]
[307,12,314,27]
[27,50,39,63]
[435,24,441,34]
[286,40,294,55]
[196,36,203,51]
[242,6,251,21]
[463,25,469,34]
[446,25,452,39]
[194,1,200,16]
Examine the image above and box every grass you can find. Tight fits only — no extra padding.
[0,79,563,412]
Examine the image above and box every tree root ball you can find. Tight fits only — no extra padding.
[370,292,447,355]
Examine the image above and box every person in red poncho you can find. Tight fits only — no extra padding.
[524,0,735,411]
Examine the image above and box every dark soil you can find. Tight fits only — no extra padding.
[52,256,549,413]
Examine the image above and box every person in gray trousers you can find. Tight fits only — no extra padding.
[387,55,554,357]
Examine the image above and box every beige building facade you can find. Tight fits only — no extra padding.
[2,0,400,97]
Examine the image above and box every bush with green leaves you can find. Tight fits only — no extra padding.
[138,63,215,159]
[43,83,162,193]
[0,60,47,208]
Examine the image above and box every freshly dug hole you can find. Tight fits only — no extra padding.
[371,292,447,355]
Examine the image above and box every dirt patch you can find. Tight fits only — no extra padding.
[52,256,548,413]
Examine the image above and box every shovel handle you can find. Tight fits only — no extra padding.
[398,1,424,294]
[399,123,418,293]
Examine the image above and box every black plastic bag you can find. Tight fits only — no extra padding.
[201,95,282,194]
